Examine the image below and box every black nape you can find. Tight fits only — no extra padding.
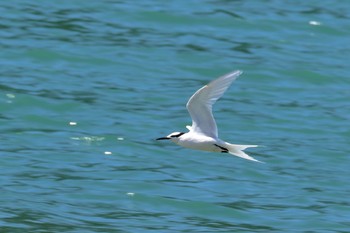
[171,132,185,138]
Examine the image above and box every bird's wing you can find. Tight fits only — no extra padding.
[186,70,242,138]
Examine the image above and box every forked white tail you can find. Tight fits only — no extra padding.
[224,142,263,163]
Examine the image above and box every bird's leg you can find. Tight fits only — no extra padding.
[214,144,229,153]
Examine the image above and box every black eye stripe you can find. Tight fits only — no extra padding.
[171,132,185,138]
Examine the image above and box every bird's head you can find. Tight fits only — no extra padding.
[156,132,185,142]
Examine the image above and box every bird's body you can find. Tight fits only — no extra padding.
[176,132,224,153]
[157,70,261,163]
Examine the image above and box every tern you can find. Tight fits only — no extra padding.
[157,70,261,162]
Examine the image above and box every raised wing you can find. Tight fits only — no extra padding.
[186,70,242,138]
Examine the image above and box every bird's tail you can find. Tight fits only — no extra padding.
[224,142,263,163]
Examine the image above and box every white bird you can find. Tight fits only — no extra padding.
[157,70,261,163]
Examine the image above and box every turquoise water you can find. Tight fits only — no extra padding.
[1,1,349,232]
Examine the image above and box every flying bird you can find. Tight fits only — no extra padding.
[157,71,261,162]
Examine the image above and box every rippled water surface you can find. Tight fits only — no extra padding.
[1,1,349,232]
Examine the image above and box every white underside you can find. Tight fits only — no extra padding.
[173,133,261,162]
[175,133,222,152]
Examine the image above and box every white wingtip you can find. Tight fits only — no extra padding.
[226,70,243,78]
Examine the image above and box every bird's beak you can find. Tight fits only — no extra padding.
[156,137,170,140]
